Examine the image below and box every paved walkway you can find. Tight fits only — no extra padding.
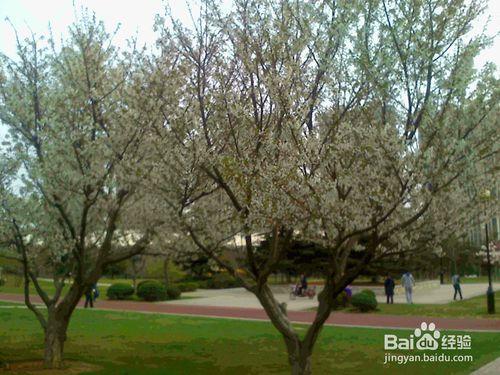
[1,292,499,332]
[471,357,500,374]
[162,283,500,310]
[165,287,319,311]
[377,283,500,305]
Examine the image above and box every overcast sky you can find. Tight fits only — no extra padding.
[0,0,499,140]
[0,0,217,57]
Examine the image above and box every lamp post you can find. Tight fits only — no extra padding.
[480,189,495,314]
[484,228,495,314]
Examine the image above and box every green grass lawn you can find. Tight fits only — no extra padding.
[0,300,31,307]
[0,304,499,374]
[374,292,500,319]
[0,275,198,301]
[461,275,500,284]
[0,274,112,298]
[0,275,152,296]
[318,293,500,319]
[308,292,500,319]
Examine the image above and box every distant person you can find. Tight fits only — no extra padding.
[84,286,93,308]
[84,283,97,308]
[384,274,395,304]
[401,271,415,304]
[344,286,352,298]
[299,274,308,295]
[93,284,100,301]
[452,274,463,300]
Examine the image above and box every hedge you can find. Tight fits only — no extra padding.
[106,283,134,300]
[351,291,378,312]
[137,280,167,301]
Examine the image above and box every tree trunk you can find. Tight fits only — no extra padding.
[254,284,313,375]
[41,280,88,369]
[281,335,313,375]
[43,314,69,369]
[289,346,312,375]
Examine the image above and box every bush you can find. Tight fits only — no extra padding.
[137,280,167,301]
[195,279,210,289]
[137,280,149,290]
[360,289,377,299]
[370,275,381,283]
[106,283,134,300]
[207,273,241,289]
[176,282,198,292]
[351,291,378,312]
[166,286,182,300]
[137,279,163,290]
[1,264,22,276]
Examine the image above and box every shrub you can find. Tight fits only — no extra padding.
[106,283,134,300]
[351,291,378,312]
[176,282,198,292]
[360,289,377,299]
[370,275,381,283]
[2,265,22,276]
[207,273,241,289]
[137,280,149,290]
[195,279,210,289]
[137,280,167,301]
[166,286,182,300]
[137,279,164,290]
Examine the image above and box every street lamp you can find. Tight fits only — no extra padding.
[481,239,495,314]
[480,189,495,314]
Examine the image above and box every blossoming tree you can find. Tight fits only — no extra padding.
[0,14,159,368]
[148,1,498,374]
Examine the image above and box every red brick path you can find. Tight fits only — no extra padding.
[1,292,499,332]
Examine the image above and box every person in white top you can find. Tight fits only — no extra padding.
[401,272,415,304]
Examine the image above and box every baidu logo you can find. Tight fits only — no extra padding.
[384,322,471,351]
[414,322,440,350]
[383,322,473,365]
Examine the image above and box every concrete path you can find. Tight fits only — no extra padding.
[376,283,500,305]
[31,279,500,308]
[165,283,500,310]
[471,357,500,374]
[165,287,318,311]
[1,292,499,332]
